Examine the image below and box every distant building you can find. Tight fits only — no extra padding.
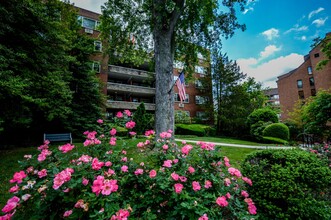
[277,32,331,120]
[76,7,212,121]
[263,88,280,107]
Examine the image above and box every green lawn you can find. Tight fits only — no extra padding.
[177,136,276,146]
[0,137,259,208]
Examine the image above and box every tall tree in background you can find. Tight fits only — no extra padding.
[100,0,248,135]
[212,50,266,136]
[0,0,104,145]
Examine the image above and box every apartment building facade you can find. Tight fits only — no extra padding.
[277,32,331,120]
[76,7,211,121]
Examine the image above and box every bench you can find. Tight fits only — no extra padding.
[44,133,72,144]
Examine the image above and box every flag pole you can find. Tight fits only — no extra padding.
[168,70,184,94]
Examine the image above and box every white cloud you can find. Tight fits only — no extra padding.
[284,24,308,34]
[237,53,304,88]
[259,45,281,59]
[243,7,254,14]
[262,28,279,40]
[301,36,307,41]
[312,17,328,27]
[70,0,106,13]
[308,7,324,19]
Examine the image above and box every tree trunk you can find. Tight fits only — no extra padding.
[154,30,174,135]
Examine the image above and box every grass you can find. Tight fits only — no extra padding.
[0,136,260,208]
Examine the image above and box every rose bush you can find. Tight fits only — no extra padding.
[1,110,257,219]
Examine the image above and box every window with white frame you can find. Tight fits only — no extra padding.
[195,95,208,104]
[94,41,102,52]
[195,65,205,75]
[92,62,101,73]
[173,60,184,70]
[174,93,189,103]
[78,16,100,30]
[195,80,203,88]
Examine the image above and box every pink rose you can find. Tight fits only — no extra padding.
[124,109,131,116]
[241,190,249,198]
[149,170,157,178]
[174,183,184,194]
[97,119,103,124]
[163,160,172,168]
[192,181,201,191]
[82,177,89,186]
[188,166,195,173]
[63,210,73,217]
[134,169,144,176]
[216,196,228,207]
[116,111,123,118]
[38,169,47,178]
[204,180,212,189]
[171,172,179,181]
[121,165,128,172]
[199,214,209,220]
[110,128,117,136]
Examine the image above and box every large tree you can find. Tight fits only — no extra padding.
[100,0,247,134]
[0,0,104,145]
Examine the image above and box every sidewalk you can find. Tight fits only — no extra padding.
[175,139,296,149]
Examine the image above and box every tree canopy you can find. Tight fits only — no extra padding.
[100,0,248,134]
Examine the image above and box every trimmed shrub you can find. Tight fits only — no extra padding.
[262,123,290,140]
[175,124,215,136]
[261,136,288,145]
[133,103,154,134]
[241,149,331,220]
[246,108,278,127]
[175,111,191,124]
[250,121,272,140]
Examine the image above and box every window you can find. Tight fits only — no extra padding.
[195,66,205,75]
[195,95,208,104]
[297,80,303,89]
[196,111,208,120]
[78,16,100,30]
[92,62,101,73]
[314,53,320,58]
[298,91,304,99]
[94,41,102,52]
[309,77,315,86]
[307,66,313,75]
[311,89,316,96]
[174,93,189,103]
[173,61,184,70]
[195,80,203,88]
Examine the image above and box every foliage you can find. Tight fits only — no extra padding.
[175,124,216,137]
[175,111,191,124]
[262,123,290,141]
[317,34,331,70]
[100,0,248,134]
[261,136,288,145]
[309,143,331,167]
[132,103,154,134]
[241,149,331,220]
[301,90,331,141]
[249,121,272,141]
[0,0,104,145]
[1,112,257,219]
[246,108,278,128]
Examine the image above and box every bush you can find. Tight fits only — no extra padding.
[175,111,191,124]
[250,121,272,140]
[261,136,288,145]
[132,102,154,134]
[241,149,331,219]
[246,108,278,128]
[262,123,290,140]
[1,111,257,219]
[175,124,216,136]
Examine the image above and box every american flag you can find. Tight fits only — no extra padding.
[176,71,186,103]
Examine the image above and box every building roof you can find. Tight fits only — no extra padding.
[264,88,278,96]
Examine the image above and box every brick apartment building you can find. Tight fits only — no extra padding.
[76,7,212,121]
[277,32,331,120]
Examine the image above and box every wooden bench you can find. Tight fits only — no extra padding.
[44,133,72,144]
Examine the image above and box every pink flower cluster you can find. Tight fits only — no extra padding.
[109,137,117,146]
[125,121,136,129]
[38,169,47,178]
[53,168,74,190]
[192,181,201,191]
[91,158,104,170]
[228,167,242,178]
[224,156,231,167]
[38,148,52,162]
[197,141,215,151]
[181,144,193,155]
[163,160,173,168]
[145,130,155,136]
[245,198,257,215]
[174,183,184,194]
[159,131,172,139]
[216,196,228,207]
[83,131,101,146]
[149,170,157,178]
[58,143,75,153]
[2,196,20,214]
[76,154,92,164]
[110,209,130,220]
[74,199,89,211]
[10,171,27,184]
[198,214,209,220]
[110,128,117,136]
[91,175,118,196]
[134,168,144,176]
[38,140,50,150]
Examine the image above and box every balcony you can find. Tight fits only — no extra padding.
[107,82,155,96]
[107,100,155,111]
[109,65,155,82]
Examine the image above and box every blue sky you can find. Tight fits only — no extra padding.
[70,0,331,88]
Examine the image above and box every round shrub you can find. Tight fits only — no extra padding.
[262,123,290,140]
[241,149,331,220]
[246,108,278,128]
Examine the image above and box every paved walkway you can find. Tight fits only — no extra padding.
[175,139,296,149]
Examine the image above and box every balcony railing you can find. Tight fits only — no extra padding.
[109,65,154,78]
[106,100,155,111]
[107,82,155,96]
